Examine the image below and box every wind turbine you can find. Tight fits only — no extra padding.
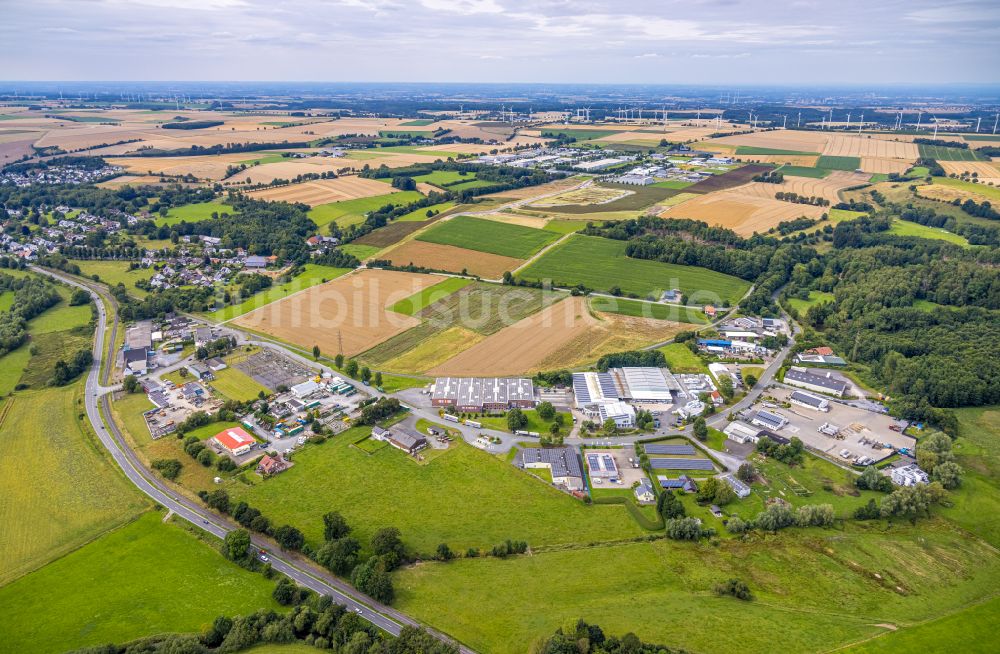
[782,114,787,128]
[975,116,981,133]
[846,112,851,130]
[797,112,801,128]
[916,111,922,131]
[993,113,999,135]
[858,113,864,135]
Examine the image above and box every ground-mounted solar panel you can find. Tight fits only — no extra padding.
[649,458,714,470]
[645,444,696,455]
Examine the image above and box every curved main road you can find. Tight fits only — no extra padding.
[31,266,471,654]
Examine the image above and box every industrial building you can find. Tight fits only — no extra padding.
[789,390,830,412]
[516,447,584,490]
[784,367,849,397]
[724,421,763,444]
[751,409,788,431]
[890,463,929,487]
[586,452,620,479]
[722,474,751,498]
[575,157,626,171]
[573,367,679,407]
[432,377,535,413]
[372,426,428,455]
[593,401,636,428]
[213,426,256,457]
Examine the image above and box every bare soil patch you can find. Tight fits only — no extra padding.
[381,241,523,279]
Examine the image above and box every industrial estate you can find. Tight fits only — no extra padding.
[1,12,1000,654]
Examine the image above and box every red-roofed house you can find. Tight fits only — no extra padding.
[213,426,256,456]
[805,346,834,356]
[257,454,288,476]
[704,305,717,318]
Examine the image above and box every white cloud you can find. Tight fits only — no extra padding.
[421,0,503,15]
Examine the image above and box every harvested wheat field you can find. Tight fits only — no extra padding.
[481,213,551,229]
[113,153,260,180]
[247,176,396,206]
[483,177,584,200]
[914,184,996,203]
[381,241,523,279]
[822,135,917,160]
[940,160,1000,183]
[706,130,830,153]
[860,157,911,174]
[752,154,820,167]
[537,312,687,370]
[232,269,440,356]
[738,171,869,203]
[531,186,631,207]
[663,191,826,236]
[428,297,686,375]
[427,296,596,376]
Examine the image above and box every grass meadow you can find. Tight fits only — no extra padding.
[930,176,1000,202]
[390,276,472,315]
[308,191,424,228]
[785,290,836,315]
[888,219,970,246]
[416,215,559,259]
[817,155,861,171]
[517,234,751,304]
[589,296,709,324]
[917,144,985,161]
[779,165,831,178]
[0,511,280,654]
[228,427,644,555]
[26,284,92,334]
[70,260,155,297]
[157,201,232,226]
[0,386,148,586]
[208,365,271,401]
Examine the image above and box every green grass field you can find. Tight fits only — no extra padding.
[204,264,351,322]
[339,243,381,260]
[779,165,831,178]
[929,176,1000,202]
[917,144,985,161]
[400,119,435,126]
[395,519,1000,654]
[228,427,643,555]
[0,289,13,312]
[786,290,836,315]
[942,406,1000,548]
[477,409,572,434]
[208,365,271,400]
[308,191,424,228]
[157,201,231,226]
[396,200,456,222]
[817,155,861,171]
[0,343,32,397]
[889,219,970,247]
[0,511,281,654]
[391,277,472,315]
[25,284,92,334]
[378,129,434,138]
[70,260,155,298]
[651,179,695,189]
[657,342,707,373]
[543,219,588,234]
[0,386,148,585]
[517,235,750,304]
[589,296,709,324]
[736,147,820,156]
[540,128,619,141]
[412,170,474,187]
[416,215,559,259]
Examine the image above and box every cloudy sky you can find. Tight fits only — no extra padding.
[2,0,998,84]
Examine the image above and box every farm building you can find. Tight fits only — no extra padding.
[516,447,584,491]
[586,452,620,479]
[723,421,762,445]
[784,367,849,397]
[431,377,535,413]
[371,425,428,455]
[658,475,697,493]
[750,409,788,431]
[890,463,929,487]
[789,390,830,412]
[722,474,751,498]
[213,427,256,457]
[634,478,656,504]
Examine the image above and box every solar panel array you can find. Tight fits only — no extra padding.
[649,458,714,471]
[645,444,696,455]
[572,375,593,404]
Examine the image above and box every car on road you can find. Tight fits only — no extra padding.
[259,553,269,562]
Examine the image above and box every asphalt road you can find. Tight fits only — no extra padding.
[30,266,472,653]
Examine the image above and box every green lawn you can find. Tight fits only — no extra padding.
[817,155,861,171]
[543,219,589,234]
[657,342,707,373]
[204,264,352,322]
[589,296,709,324]
[651,179,695,189]
[0,511,281,654]
[377,373,430,393]
[396,201,456,222]
[477,409,572,434]
[412,170,474,187]
[842,595,999,654]
[70,260,155,298]
[517,235,751,305]
[929,176,1000,202]
[156,200,231,226]
[889,219,970,247]
[942,406,1000,547]
[25,285,92,334]
[391,277,472,315]
[417,215,559,259]
[395,520,1000,654]
[0,386,148,586]
[917,144,985,161]
[208,365,271,400]
[308,191,425,228]
[786,290,836,315]
[779,165,831,178]
[339,243,381,260]
[0,343,32,396]
[736,147,820,156]
[228,427,643,556]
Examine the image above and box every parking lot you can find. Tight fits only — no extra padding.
[758,388,914,464]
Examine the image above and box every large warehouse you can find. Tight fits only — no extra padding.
[432,377,535,413]
[573,367,680,407]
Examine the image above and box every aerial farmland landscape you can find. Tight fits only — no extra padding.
[1,2,999,654]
